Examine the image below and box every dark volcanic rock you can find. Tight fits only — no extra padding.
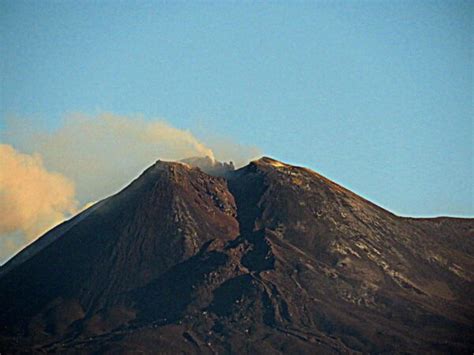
[1,157,473,354]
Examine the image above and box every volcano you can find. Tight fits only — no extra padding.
[1,157,473,354]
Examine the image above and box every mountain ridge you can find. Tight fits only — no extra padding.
[1,157,473,353]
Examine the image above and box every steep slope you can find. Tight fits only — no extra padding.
[224,158,474,353]
[1,157,473,354]
[0,160,238,348]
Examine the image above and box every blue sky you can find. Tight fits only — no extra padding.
[1,0,473,217]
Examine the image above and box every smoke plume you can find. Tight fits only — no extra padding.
[8,113,226,204]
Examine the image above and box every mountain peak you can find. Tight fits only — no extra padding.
[251,156,288,168]
[1,157,473,353]
[154,159,193,169]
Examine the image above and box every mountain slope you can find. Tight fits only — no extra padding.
[1,157,473,353]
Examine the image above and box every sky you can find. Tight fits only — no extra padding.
[0,1,473,260]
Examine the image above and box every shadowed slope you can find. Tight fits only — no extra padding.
[0,161,238,344]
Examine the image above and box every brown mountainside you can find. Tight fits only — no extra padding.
[1,157,473,353]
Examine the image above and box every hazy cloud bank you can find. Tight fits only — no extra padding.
[0,144,78,261]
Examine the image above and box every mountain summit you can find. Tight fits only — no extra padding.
[180,156,235,177]
[1,157,473,353]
